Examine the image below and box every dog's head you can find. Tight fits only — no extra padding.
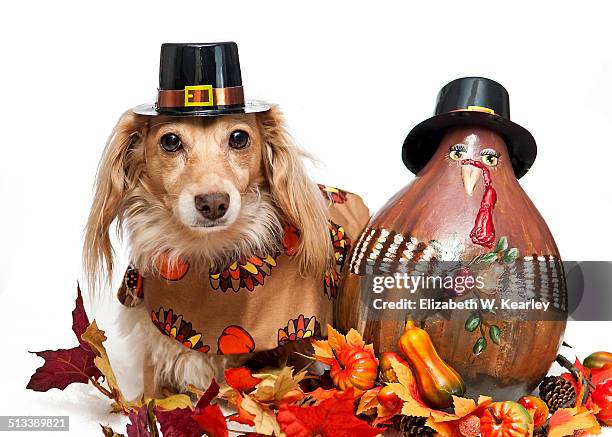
[84,106,332,290]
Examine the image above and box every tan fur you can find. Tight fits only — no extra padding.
[83,105,333,393]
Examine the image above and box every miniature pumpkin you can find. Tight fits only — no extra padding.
[517,395,549,428]
[480,402,533,437]
[330,346,378,392]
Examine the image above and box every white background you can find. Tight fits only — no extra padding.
[1,1,611,435]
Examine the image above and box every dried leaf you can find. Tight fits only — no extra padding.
[241,394,282,436]
[126,405,152,437]
[27,287,103,392]
[548,406,601,437]
[155,408,201,437]
[252,366,305,404]
[72,285,92,350]
[81,321,129,408]
[27,347,102,392]
[356,387,381,415]
[101,425,125,437]
[277,389,381,437]
[228,393,256,426]
[150,394,193,411]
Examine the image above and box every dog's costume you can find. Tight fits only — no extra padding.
[118,185,369,354]
[121,43,370,355]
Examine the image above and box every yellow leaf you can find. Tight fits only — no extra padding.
[241,394,284,436]
[326,324,347,351]
[81,321,129,408]
[549,407,601,437]
[252,366,304,403]
[149,394,193,411]
[345,329,366,349]
[311,340,333,360]
[390,358,416,389]
[357,387,381,415]
[425,418,461,437]
[452,396,477,418]
[100,425,125,437]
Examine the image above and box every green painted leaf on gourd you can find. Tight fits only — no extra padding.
[494,237,508,253]
[489,325,501,345]
[465,313,481,332]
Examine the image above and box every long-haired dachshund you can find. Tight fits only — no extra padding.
[83,42,368,397]
[83,107,368,396]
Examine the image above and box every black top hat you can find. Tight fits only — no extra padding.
[402,77,537,179]
[133,42,270,116]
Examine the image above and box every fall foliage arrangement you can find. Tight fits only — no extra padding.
[28,288,611,437]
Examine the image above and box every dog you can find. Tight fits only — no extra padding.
[83,106,369,396]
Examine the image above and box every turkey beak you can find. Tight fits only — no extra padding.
[462,165,481,196]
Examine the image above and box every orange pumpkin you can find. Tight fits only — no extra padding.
[330,347,378,392]
[517,395,549,428]
[480,402,533,437]
[217,325,255,354]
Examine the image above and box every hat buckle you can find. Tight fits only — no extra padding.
[184,85,214,107]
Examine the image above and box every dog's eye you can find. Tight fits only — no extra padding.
[228,130,250,149]
[160,133,183,152]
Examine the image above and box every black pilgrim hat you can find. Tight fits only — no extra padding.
[134,42,270,116]
[402,77,537,179]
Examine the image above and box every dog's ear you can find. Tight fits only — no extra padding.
[83,110,147,292]
[258,106,333,276]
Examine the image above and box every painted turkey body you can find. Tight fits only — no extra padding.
[337,127,567,399]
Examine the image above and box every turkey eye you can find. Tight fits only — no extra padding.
[449,150,466,161]
[160,133,182,152]
[480,149,500,167]
[228,130,250,149]
[482,154,499,166]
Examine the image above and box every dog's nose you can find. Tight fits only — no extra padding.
[194,192,230,220]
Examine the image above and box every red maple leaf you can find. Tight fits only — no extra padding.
[126,405,152,437]
[27,286,102,391]
[277,389,382,437]
[192,404,228,437]
[72,284,91,349]
[224,367,262,393]
[155,408,201,437]
[156,380,227,437]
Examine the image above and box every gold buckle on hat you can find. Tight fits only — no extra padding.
[466,105,496,115]
[184,85,214,107]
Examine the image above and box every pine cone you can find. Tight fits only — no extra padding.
[533,426,548,437]
[539,375,576,413]
[396,415,435,437]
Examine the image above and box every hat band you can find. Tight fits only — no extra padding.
[157,85,245,109]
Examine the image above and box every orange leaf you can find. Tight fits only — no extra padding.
[304,387,342,404]
[277,389,382,437]
[224,367,262,393]
[356,387,381,415]
[548,406,601,437]
[228,393,256,426]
